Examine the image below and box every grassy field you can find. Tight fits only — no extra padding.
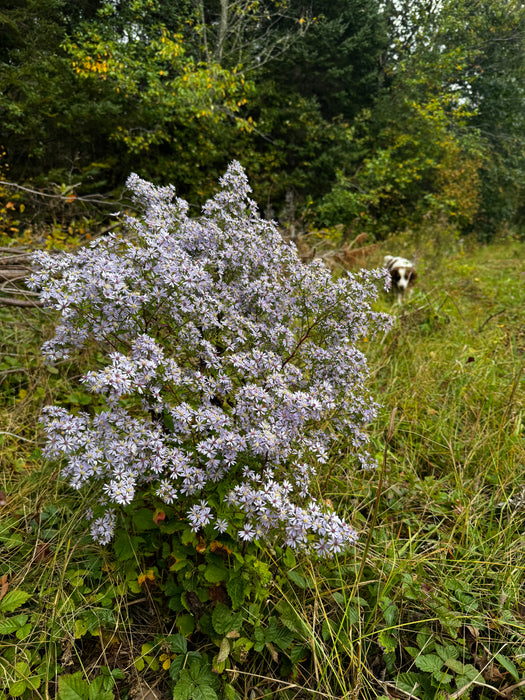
[0,235,524,699]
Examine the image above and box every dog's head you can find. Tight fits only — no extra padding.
[383,255,417,294]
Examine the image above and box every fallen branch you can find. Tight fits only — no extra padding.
[0,269,31,280]
[0,246,49,307]
[0,297,43,307]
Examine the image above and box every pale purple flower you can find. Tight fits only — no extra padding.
[32,162,391,556]
[238,524,256,542]
[187,500,213,531]
[215,518,229,534]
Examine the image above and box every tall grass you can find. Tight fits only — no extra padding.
[0,239,524,699]
[302,239,525,698]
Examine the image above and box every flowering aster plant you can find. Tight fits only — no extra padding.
[29,162,390,556]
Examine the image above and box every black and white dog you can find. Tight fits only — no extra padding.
[383,255,417,303]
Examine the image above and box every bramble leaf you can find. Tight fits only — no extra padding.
[415,653,443,673]
[211,603,241,636]
[0,590,31,613]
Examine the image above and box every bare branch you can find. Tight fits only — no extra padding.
[0,297,43,307]
[0,180,122,207]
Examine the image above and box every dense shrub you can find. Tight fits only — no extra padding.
[29,162,390,555]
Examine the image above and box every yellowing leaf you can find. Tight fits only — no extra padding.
[138,570,155,586]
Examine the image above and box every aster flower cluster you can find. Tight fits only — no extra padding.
[29,162,391,556]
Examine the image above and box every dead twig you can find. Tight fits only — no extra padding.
[0,179,121,207]
[0,297,43,307]
[476,308,506,333]
[0,269,31,280]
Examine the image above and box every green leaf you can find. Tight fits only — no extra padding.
[433,670,453,685]
[0,590,31,613]
[454,591,478,611]
[163,409,175,433]
[455,676,472,692]
[193,687,218,700]
[113,534,144,561]
[0,614,28,635]
[378,630,398,653]
[322,618,336,642]
[287,570,306,588]
[167,634,188,654]
[14,661,31,677]
[415,654,444,673]
[435,644,459,662]
[462,664,480,681]
[58,672,89,700]
[26,676,42,691]
[211,603,241,636]
[170,559,190,573]
[86,676,104,699]
[8,680,27,698]
[188,660,219,688]
[173,673,196,700]
[132,508,158,532]
[231,637,254,664]
[170,655,185,683]
[344,606,360,625]
[177,614,195,636]
[379,597,398,626]
[276,600,310,637]
[204,564,227,583]
[181,527,198,546]
[282,548,296,569]
[416,629,433,651]
[66,391,92,405]
[495,653,520,682]
[226,579,245,610]
[222,684,237,700]
[88,678,114,700]
[265,616,295,651]
[109,669,125,680]
[396,672,426,698]
[332,591,345,605]
[445,658,465,674]
[216,638,230,664]
[2,532,24,549]
[75,618,89,638]
[15,623,32,640]
[290,644,309,663]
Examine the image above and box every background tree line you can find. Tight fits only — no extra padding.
[0,0,524,241]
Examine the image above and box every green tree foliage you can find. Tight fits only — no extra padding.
[317,99,483,239]
[63,0,252,192]
[225,83,356,218]
[0,0,322,204]
[0,0,101,180]
[230,0,388,215]
[266,0,388,121]
[0,0,523,237]
[316,0,518,239]
[458,0,525,235]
